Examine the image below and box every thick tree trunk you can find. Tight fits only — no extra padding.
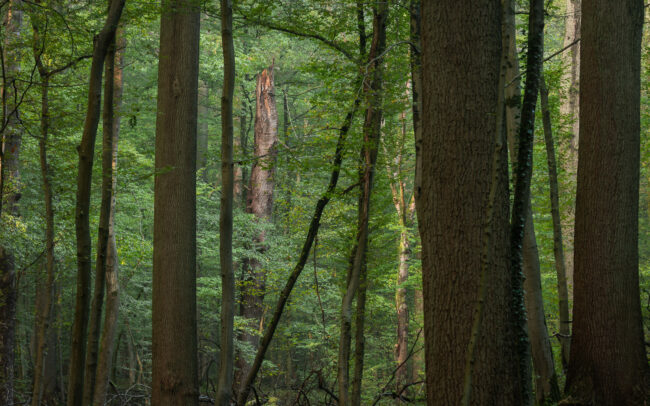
[0,2,22,401]
[540,77,571,371]
[151,1,200,405]
[236,63,278,392]
[92,29,124,406]
[564,1,649,404]
[559,0,580,296]
[337,4,388,405]
[216,1,235,404]
[68,2,125,404]
[419,0,525,403]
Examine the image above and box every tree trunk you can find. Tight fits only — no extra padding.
[409,0,421,206]
[507,0,545,403]
[559,0,580,297]
[502,2,559,402]
[92,28,124,406]
[82,31,119,406]
[350,269,367,405]
[337,3,388,404]
[540,76,571,372]
[68,2,125,404]
[419,0,524,403]
[216,0,235,404]
[236,94,361,405]
[197,80,209,179]
[236,63,278,392]
[151,1,200,404]
[411,287,423,383]
[565,1,648,403]
[0,2,22,401]
[386,111,415,395]
[31,23,57,403]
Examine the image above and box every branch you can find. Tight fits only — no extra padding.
[236,14,357,63]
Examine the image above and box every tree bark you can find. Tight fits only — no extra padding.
[502,2,559,402]
[236,63,278,392]
[559,0,580,297]
[68,1,125,404]
[0,2,22,401]
[540,76,571,372]
[92,28,124,406]
[82,31,119,406]
[409,0,421,206]
[350,268,367,405]
[386,110,415,395]
[337,3,388,404]
[151,0,200,405]
[30,17,57,404]
[419,0,524,403]
[507,0,545,402]
[197,80,209,179]
[216,0,235,404]
[565,1,649,404]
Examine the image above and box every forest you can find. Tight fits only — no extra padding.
[0,0,648,405]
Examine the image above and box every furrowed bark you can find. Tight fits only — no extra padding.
[565,1,648,403]
[151,0,200,404]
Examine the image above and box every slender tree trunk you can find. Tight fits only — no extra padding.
[151,0,200,404]
[507,0,545,403]
[236,63,278,392]
[409,0,421,205]
[197,80,209,179]
[0,2,22,400]
[539,76,571,372]
[82,31,119,405]
[216,0,235,404]
[387,111,414,395]
[502,2,559,402]
[565,1,648,403]
[420,0,524,403]
[31,28,57,403]
[559,0,580,296]
[68,2,125,404]
[411,287,423,383]
[236,92,362,406]
[92,28,124,406]
[337,4,388,405]
[350,268,367,405]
